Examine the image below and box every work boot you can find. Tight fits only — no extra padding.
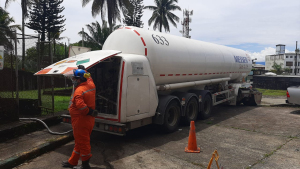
[62,161,75,168]
[73,159,91,169]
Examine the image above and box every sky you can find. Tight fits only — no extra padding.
[1,0,300,62]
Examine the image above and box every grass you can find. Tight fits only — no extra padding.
[0,88,71,114]
[256,88,286,96]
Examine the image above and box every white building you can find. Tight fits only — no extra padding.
[265,44,299,75]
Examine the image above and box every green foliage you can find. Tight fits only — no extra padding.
[24,43,67,72]
[123,0,144,28]
[81,0,132,27]
[26,0,66,42]
[0,88,71,113]
[0,7,21,50]
[75,20,121,50]
[256,88,286,96]
[144,0,181,32]
[270,61,283,75]
[283,68,291,74]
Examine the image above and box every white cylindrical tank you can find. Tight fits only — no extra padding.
[103,26,251,85]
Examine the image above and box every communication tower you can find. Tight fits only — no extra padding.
[180,9,193,38]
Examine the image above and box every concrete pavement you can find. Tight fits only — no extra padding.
[1,97,299,169]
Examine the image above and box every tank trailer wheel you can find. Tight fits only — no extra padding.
[163,100,181,133]
[183,97,198,124]
[199,94,212,119]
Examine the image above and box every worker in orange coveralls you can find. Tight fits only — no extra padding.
[62,69,98,169]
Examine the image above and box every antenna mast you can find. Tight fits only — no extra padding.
[180,9,193,38]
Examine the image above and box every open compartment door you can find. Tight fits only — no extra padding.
[34,50,121,76]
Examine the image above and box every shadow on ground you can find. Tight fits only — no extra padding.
[54,105,256,168]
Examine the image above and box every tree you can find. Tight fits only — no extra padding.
[26,0,47,42]
[46,0,66,40]
[0,7,21,50]
[144,0,181,32]
[5,0,35,69]
[77,20,121,50]
[271,61,283,75]
[81,0,132,27]
[123,0,144,27]
[26,0,66,42]
[24,43,67,71]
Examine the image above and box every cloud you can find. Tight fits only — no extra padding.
[247,47,293,62]
[1,0,300,53]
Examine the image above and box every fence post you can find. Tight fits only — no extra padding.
[15,31,19,118]
[10,39,13,98]
[37,34,41,108]
[50,41,54,115]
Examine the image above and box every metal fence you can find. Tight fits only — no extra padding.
[0,32,71,124]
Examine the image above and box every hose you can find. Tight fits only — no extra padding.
[19,118,73,135]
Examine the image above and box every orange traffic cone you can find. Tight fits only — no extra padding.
[185,121,200,153]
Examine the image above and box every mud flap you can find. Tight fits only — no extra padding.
[253,91,262,105]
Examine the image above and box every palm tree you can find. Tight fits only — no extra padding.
[144,0,181,32]
[0,7,21,50]
[5,0,35,69]
[78,20,121,50]
[81,0,132,27]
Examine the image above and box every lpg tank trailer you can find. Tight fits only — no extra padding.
[35,26,262,135]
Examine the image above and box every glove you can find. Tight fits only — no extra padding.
[87,108,98,117]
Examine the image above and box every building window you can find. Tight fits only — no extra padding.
[298,69,299,73]
[286,62,293,66]
[286,56,288,58]
[298,62,300,66]
[290,56,293,58]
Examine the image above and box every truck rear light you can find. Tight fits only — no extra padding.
[114,126,118,132]
[103,124,124,134]
[63,118,71,123]
[287,91,290,98]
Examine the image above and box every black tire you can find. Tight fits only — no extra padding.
[183,97,198,124]
[199,94,212,119]
[163,100,181,133]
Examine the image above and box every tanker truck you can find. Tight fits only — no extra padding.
[35,26,262,136]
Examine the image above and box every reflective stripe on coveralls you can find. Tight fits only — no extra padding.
[68,80,96,165]
[68,86,75,110]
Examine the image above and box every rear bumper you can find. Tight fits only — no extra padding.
[60,114,127,136]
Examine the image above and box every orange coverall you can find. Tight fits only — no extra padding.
[68,80,96,165]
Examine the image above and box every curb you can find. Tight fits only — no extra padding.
[0,134,74,169]
[258,104,300,108]
[0,116,62,143]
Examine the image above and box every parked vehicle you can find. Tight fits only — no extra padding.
[35,27,262,135]
[286,86,300,105]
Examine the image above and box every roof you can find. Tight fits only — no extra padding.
[253,64,265,67]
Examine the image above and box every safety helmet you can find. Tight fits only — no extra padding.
[73,69,89,80]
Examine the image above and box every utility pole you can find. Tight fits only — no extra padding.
[82,28,84,47]
[296,41,298,75]
[180,9,193,38]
